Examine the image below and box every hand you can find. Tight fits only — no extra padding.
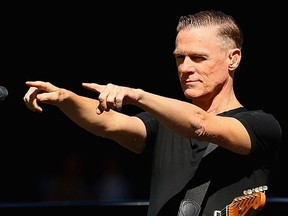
[82,82,138,114]
[23,81,61,113]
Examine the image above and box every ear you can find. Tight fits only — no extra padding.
[228,48,241,70]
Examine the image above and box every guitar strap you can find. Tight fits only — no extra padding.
[177,143,218,216]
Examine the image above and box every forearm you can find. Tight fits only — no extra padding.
[56,89,112,137]
[56,89,146,154]
[135,89,205,139]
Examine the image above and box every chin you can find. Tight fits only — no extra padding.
[184,92,196,100]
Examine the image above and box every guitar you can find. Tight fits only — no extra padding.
[213,185,268,216]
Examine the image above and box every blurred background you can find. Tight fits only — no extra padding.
[1,1,287,214]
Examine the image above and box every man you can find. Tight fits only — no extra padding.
[23,10,282,216]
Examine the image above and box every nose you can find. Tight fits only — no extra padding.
[178,57,195,74]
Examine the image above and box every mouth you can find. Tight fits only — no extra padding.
[184,79,201,86]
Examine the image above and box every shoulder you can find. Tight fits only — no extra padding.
[235,109,281,134]
[222,107,282,147]
[223,108,281,130]
[235,109,282,150]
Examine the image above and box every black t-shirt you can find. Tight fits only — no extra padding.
[136,107,282,216]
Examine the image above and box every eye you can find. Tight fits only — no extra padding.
[191,55,206,62]
[175,55,184,64]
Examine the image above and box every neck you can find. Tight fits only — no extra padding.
[193,92,242,114]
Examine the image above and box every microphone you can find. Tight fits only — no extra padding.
[0,86,8,101]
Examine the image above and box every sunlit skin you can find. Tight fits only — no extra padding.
[174,27,242,113]
[23,25,250,155]
[21,11,283,216]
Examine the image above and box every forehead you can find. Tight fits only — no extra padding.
[175,26,220,51]
[176,26,217,42]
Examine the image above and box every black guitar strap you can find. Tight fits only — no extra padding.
[177,143,218,216]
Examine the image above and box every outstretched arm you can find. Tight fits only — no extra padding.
[83,82,251,155]
[24,81,251,155]
[23,81,146,154]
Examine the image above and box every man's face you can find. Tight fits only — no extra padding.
[173,26,231,102]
